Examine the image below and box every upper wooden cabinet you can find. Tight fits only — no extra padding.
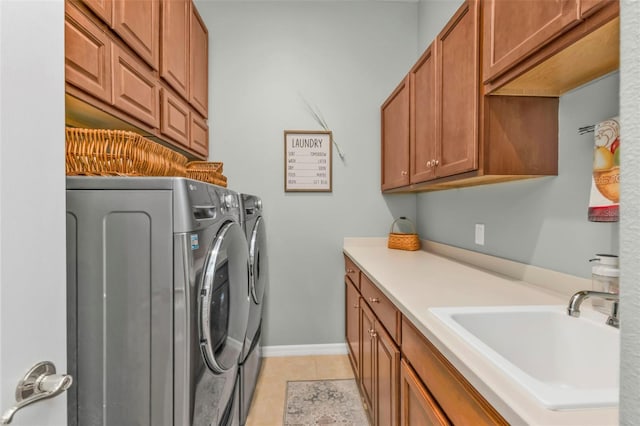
[65,0,210,159]
[112,0,160,70]
[482,0,580,84]
[65,2,112,103]
[381,76,410,191]
[190,5,209,118]
[112,43,160,128]
[160,0,209,118]
[435,0,479,177]
[161,0,190,99]
[82,0,112,25]
[484,0,619,96]
[410,43,436,184]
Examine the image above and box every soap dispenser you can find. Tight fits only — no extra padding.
[590,254,619,314]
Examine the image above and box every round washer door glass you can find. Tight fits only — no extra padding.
[199,221,250,374]
[249,216,268,305]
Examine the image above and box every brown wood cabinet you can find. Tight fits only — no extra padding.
[482,0,580,84]
[64,0,210,159]
[435,0,479,178]
[401,317,508,425]
[400,360,450,426]
[386,0,481,191]
[484,0,619,96]
[345,255,400,426]
[383,0,561,193]
[343,253,508,425]
[410,43,436,184]
[112,0,160,70]
[190,112,209,158]
[161,0,190,99]
[82,0,112,26]
[381,76,410,190]
[112,43,160,128]
[161,87,190,146]
[65,2,112,103]
[190,5,209,118]
[360,302,400,426]
[345,276,360,380]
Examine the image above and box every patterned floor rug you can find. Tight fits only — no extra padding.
[284,379,369,425]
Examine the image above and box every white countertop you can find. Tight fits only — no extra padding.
[343,238,618,426]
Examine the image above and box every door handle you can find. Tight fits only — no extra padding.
[1,361,72,424]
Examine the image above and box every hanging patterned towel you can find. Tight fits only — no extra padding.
[588,117,620,222]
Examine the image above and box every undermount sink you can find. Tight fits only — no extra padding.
[429,305,619,410]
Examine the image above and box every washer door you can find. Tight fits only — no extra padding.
[199,221,250,374]
[249,216,267,305]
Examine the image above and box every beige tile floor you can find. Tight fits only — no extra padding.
[245,355,355,426]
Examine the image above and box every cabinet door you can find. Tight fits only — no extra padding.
[82,0,113,25]
[580,0,613,17]
[375,322,400,426]
[65,2,112,103]
[161,87,189,148]
[381,76,410,191]
[410,42,437,184]
[345,278,360,380]
[190,4,209,117]
[436,0,479,178]
[161,0,189,99]
[483,0,580,83]
[400,360,450,426]
[360,302,376,424]
[190,111,209,158]
[113,0,160,70]
[112,44,160,128]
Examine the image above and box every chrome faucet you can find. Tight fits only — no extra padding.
[567,290,620,328]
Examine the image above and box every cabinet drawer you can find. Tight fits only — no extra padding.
[401,317,507,426]
[361,274,399,344]
[344,255,360,289]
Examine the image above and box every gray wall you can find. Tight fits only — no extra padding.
[197,1,418,346]
[620,0,640,422]
[415,1,619,279]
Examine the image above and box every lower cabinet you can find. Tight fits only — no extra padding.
[345,277,360,379]
[344,253,508,426]
[400,359,450,426]
[360,301,400,426]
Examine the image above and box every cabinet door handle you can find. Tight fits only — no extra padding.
[426,160,432,167]
[371,331,377,338]
[401,170,408,176]
[353,304,359,309]
[434,159,440,166]
[369,297,380,303]
[347,268,355,273]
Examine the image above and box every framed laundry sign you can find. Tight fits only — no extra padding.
[284,130,332,192]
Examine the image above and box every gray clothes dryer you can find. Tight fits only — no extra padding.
[238,194,268,425]
[66,177,250,426]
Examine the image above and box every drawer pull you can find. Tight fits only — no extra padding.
[369,297,380,303]
[347,268,355,273]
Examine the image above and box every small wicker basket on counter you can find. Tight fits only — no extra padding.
[186,161,228,187]
[387,217,421,251]
[65,127,188,177]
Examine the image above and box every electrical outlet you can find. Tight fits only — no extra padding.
[475,223,485,246]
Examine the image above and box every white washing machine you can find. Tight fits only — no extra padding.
[66,177,250,426]
[238,194,268,425]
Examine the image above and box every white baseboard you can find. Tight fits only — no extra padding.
[262,343,348,357]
